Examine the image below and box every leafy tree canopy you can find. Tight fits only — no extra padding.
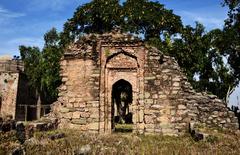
[149,22,237,99]
[60,0,182,46]
[20,28,62,104]
[19,0,240,103]
[223,0,240,85]
[224,0,240,28]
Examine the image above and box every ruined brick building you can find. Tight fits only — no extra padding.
[0,57,50,121]
[49,29,239,135]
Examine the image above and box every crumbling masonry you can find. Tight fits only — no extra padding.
[0,58,50,121]
[49,30,239,135]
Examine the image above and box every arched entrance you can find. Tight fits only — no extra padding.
[112,79,133,132]
[99,50,145,133]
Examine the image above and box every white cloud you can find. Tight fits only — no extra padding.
[0,6,25,25]
[178,10,227,29]
[0,6,25,18]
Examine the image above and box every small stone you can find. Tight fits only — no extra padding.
[151,104,161,110]
[145,99,153,104]
[178,105,186,110]
[62,77,68,82]
[69,98,76,103]
[145,76,156,80]
[159,94,167,99]
[152,94,158,99]
[162,69,171,73]
[226,118,231,123]
[172,77,181,82]
[139,110,144,123]
[144,92,151,98]
[173,82,180,87]
[74,144,91,155]
[72,111,81,119]
[220,120,226,124]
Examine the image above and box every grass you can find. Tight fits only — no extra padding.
[0,129,240,155]
[114,123,133,133]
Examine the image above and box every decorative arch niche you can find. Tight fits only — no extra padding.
[100,50,143,133]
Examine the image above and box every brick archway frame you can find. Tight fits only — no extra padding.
[99,49,145,133]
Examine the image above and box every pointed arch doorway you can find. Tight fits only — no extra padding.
[112,79,133,132]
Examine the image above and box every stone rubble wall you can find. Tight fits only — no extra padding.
[143,47,238,135]
[49,32,239,135]
[50,58,101,132]
[0,59,41,121]
[0,72,19,119]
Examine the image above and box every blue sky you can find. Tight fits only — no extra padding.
[0,0,228,56]
[0,0,239,106]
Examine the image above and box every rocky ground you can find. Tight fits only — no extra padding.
[0,126,240,155]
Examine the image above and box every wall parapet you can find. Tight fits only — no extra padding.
[0,60,24,73]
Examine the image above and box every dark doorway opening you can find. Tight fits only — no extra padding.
[112,79,133,132]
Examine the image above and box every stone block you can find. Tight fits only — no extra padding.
[72,111,81,119]
[173,82,180,87]
[90,112,99,119]
[162,69,171,73]
[63,112,72,119]
[144,115,154,124]
[60,107,70,113]
[81,113,90,118]
[62,77,68,82]
[151,104,162,110]
[71,118,87,125]
[177,110,188,115]
[88,122,99,130]
[144,109,155,115]
[159,94,167,99]
[220,120,226,124]
[145,76,156,80]
[69,98,76,103]
[145,99,153,104]
[172,76,181,82]
[139,110,144,123]
[144,92,151,98]
[178,105,186,110]
[152,94,158,99]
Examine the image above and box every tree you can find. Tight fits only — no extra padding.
[150,22,237,99]
[222,0,240,87]
[122,0,182,40]
[41,28,62,103]
[60,0,122,47]
[60,0,182,47]
[19,46,43,118]
[224,0,240,28]
[20,28,62,118]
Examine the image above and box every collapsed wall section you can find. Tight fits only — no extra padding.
[143,47,238,135]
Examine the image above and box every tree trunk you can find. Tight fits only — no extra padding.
[36,90,41,120]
